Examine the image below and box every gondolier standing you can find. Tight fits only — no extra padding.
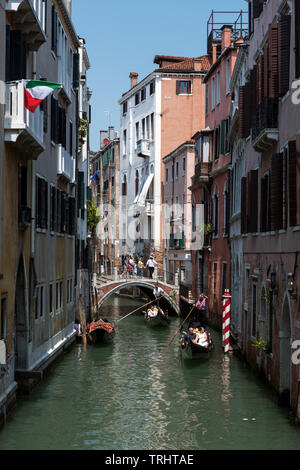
[153,282,164,308]
[194,293,208,323]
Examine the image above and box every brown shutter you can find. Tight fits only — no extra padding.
[250,169,258,233]
[241,177,247,234]
[238,86,245,139]
[271,153,283,230]
[269,23,279,98]
[261,175,267,232]
[264,42,270,98]
[278,15,291,97]
[296,0,300,78]
[289,140,298,227]
[258,54,264,105]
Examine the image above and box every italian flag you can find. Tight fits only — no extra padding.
[24,80,63,113]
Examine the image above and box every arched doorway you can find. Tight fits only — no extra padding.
[280,294,292,405]
[15,254,28,371]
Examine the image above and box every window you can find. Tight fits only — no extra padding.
[56,281,63,312]
[222,263,227,295]
[51,4,58,55]
[226,58,231,93]
[0,296,7,340]
[123,130,127,156]
[142,119,145,139]
[211,77,215,109]
[150,80,155,95]
[214,126,220,160]
[49,284,53,316]
[217,71,220,104]
[36,176,48,230]
[135,92,140,106]
[146,116,150,140]
[213,263,218,298]
[260,173,271,233]
[150,113,155,140]
[206,84,209,115]
[123,101,128,115]
[214,194,219,236]
[176,162,179,179]
[141,87,146,101]
[35,285,45,319]
[224,190,230,236]
[182,158,186,177]
[50,185,56,232]
[135,122,140,143]
[176,80,192,95]
[67,279,73,304]
[69,122,73,156]
[165,168,169,184]
[252,284,257,337]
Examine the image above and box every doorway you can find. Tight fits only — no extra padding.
[15,255,28,371]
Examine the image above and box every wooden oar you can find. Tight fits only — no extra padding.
[117,296,165,323]
[168,305,196,347]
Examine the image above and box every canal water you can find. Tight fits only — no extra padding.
[1,295,300,450]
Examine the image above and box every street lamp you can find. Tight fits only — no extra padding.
[287,273,295,293]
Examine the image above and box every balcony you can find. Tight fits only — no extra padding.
[170,233,185,250]
[6,0,47,51]
[192,161,212,186]
[4,81,45,159]
[57,145,76,183]
[251,98,279,153]
[137,139,151,158]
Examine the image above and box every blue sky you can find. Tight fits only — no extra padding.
[72,0,248,150]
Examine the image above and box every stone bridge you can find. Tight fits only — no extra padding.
[93,276,180,316]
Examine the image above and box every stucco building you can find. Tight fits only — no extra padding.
[118,55,211,271]
[0,0,90,426]
[236,0,300,417]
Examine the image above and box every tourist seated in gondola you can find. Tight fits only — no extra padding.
[197,327,209,348]
[147,307,158,319]
[184,327,197,344]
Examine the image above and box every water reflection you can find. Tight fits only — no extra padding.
[0,295,300,450]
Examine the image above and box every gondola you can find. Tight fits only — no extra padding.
[144,310,170,328]
[86,319,116,344]
[180,331,214,360]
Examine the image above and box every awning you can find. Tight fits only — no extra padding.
[135,173,154,207]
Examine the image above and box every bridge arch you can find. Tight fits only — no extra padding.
[96,280,180,316]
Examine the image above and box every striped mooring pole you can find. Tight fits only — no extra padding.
[222,289,232,354]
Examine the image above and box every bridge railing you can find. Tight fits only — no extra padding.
[96,266,180,287]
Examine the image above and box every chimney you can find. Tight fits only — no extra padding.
[221,25,232,52]
[100,130,109,149]
[212,44,218,64]
[130,72,139,89]
[108,126,115,141]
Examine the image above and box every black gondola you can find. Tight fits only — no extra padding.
[86,319,116,344]
[180,330,214,360]
[144,310,170,327]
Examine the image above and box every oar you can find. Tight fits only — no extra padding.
[168,305,196,347]
[117,296,165,323]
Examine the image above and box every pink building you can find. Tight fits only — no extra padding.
[201,23,245,329]
[162,141,195,290]
[236,0,300,418]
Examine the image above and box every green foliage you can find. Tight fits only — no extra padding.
[252,337,267,351]
[87,200,100,234]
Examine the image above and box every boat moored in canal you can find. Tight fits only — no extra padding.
[86,319,116,344]
[180,327,214,360]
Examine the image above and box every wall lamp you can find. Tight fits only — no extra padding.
[287,273,295,294]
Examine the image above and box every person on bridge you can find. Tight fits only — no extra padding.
[153,282,164,308]
[146,256,157,279]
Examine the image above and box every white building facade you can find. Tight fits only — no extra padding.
[119,72,162,261]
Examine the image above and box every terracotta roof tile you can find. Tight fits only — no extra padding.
[155,55,211,73]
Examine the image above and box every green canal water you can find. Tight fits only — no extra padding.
[1,295,300,450]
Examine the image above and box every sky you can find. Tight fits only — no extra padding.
[72,0,248,150]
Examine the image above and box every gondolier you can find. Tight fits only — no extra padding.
[153,282,164,307]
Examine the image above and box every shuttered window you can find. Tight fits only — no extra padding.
[271,153,284,231]
[36,177,48,230]
[278,14,291,97]
[269,23,279,98]
[249,170,258,233]
[5,28,27,82]
[295,0,300,78]
[261,173,271,233]
[288,140,298,227]
[241,177,247,234]
[50,186,56,232]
